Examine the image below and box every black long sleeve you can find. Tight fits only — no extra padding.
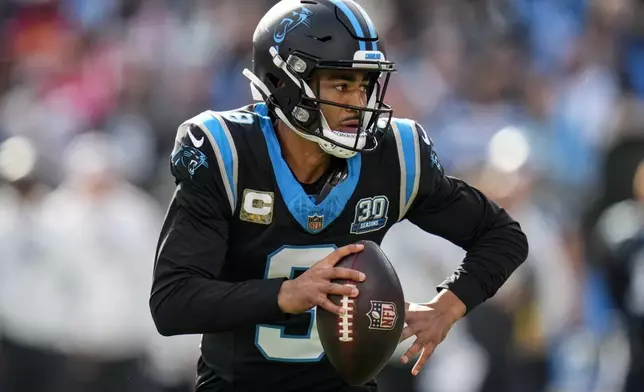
[405,123,529,313]
[150,125,287,336]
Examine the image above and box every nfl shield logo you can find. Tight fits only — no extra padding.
[366,300,398,331]
[307,214,324,232]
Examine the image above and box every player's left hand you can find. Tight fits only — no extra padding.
[398,290,466,376]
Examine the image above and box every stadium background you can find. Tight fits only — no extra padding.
[1,0,643,391]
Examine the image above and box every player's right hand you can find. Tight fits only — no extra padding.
[277,243,366,316]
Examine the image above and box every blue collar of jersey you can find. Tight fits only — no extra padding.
[254,103,362,234]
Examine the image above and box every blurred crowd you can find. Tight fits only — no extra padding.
[0,0,643,391]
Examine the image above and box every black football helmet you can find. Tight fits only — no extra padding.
[243,0,396,158]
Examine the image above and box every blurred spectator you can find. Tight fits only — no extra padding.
[590,156,644,392]
[33,131,164,391]
[0,136,62,392]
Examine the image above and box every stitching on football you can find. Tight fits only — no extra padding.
[338,283,356,342]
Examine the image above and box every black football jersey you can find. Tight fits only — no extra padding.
[151,103,528,392]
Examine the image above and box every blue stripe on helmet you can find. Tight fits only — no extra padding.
[352,2,378,51]
[328,0,366,51]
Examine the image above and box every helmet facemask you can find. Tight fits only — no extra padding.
[243,47,395,158]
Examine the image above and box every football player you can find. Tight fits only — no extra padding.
[150,1,529,391]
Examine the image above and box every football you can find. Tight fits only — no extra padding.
[316,240,405,386]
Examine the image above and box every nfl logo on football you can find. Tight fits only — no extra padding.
[307,214,324,232]
[366,300,397,331]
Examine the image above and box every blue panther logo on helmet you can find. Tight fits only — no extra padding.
[273,6,313,45]
[171,144,209,178]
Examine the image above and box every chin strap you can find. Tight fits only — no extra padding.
[315,159,348,204]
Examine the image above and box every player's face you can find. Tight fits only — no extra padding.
[312,70,369,134]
